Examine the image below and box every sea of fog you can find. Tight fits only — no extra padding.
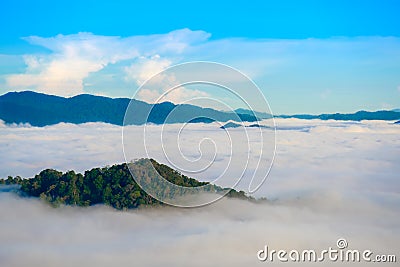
[0,118,399,266]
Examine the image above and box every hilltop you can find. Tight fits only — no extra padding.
[0,159,249,210]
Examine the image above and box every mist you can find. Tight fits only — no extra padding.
[0,119,399,266]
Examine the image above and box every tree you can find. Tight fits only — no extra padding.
[4,159,252,210]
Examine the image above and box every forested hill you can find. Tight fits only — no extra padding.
[0,91,257,126]
[0,159,249,210]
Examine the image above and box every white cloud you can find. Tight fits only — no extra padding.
[0,119,399,266]
[5,29,210,96]
[3,34,400,113]
[124,55,172,85]
[1,119,399,197]
[136,86,210,104]
[124,56,211,104]
[0,180,399,267]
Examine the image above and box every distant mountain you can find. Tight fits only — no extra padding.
[247,123,270,129]
[278,110,400,121]
[220,122,272,129]
[235,108,273,119]
[0,91,258,126]
[2,91,399,126]
[220,122,242,129]
[237,108,400,121]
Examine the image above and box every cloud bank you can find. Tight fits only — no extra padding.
[0,185,398,266]
[0,119,399,266]
[1,119,399,198]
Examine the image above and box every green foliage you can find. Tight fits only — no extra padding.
[150,158,209,187]
[17,163,155,210]
[0,176,22,185]
[3,159,252,210]
[225,188,248,199]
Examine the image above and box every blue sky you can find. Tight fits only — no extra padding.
[0,0,399,114]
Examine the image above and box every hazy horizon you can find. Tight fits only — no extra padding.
[2,90,400,115]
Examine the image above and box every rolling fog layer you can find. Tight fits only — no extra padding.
[0,119,399,266]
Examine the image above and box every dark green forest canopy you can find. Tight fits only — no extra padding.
[1,159,250,210]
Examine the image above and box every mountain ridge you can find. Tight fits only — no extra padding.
[277,110,400,121]
[1,91,400,126]
[0,91,258,126]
